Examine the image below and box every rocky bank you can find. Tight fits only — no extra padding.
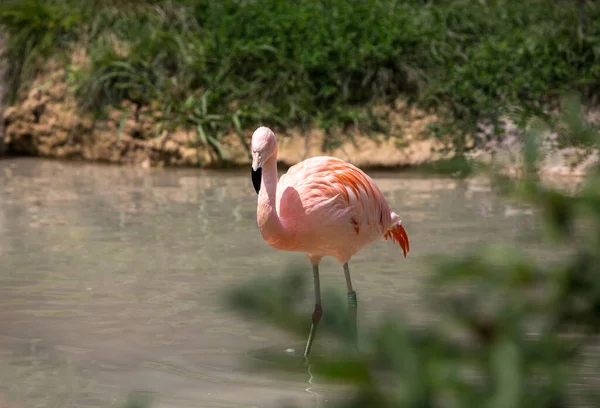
[1,60,451,169]
[1,60,598,178]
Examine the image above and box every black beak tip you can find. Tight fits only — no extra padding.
[252,167,262,194]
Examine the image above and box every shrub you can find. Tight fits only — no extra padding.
[1,0,600,150]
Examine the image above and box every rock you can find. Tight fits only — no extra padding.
[163,139,179,154]
[180,147,200,166]
[171,129,194,145]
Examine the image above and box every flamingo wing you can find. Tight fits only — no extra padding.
[277,156,392,235]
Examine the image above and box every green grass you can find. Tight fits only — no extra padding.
[1,0,600,155]
[0,0,82,100]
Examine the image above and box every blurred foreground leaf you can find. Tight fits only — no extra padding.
[224,94,600,408]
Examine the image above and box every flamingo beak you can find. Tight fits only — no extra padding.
[252,167,262,194]
[251,152,263,194]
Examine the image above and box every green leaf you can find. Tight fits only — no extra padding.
[488,337,521,408]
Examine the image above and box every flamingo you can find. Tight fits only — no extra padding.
[250,126,410,359]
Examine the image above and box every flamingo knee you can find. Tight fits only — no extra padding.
[312,303,323,323]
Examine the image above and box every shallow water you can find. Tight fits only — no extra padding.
[0,158,544,408]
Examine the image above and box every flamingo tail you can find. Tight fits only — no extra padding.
[383,223,410,258]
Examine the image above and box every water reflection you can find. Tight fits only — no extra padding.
[0,158,543,408]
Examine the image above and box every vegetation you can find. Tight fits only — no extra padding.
[1,0,600,151]
[222,95,600,407]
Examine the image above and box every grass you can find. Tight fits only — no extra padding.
[1,0,600,156]
[0,0,81,100]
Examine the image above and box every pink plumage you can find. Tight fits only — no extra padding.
[250,126,410,358]
[251,127,409,262]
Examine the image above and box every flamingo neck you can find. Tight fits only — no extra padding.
[257,152,285,240]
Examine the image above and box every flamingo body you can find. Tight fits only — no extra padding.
[263,155,408,264]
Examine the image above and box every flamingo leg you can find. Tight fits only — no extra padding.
[304,263,323,360]
[343,263,358,344]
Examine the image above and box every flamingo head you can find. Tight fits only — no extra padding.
[251,126,277,194]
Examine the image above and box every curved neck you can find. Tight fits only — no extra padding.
[257,152,284,237]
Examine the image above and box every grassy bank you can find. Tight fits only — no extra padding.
[1,0,600,151]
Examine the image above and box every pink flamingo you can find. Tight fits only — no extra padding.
[250,126,410,358]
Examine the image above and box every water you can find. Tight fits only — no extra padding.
[0,158,542,408]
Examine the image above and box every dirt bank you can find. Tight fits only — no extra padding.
[1,60,598,177]
[1,62,450,169]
